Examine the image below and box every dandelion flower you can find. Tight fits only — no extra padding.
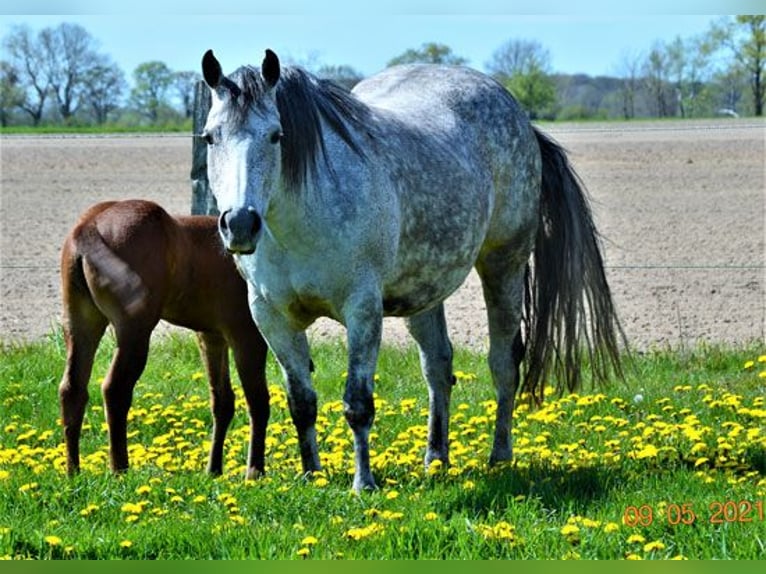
[120,540,133,548]
[296,547,310,557]
[424,512,438,521]
[44,535,62,546]
[301,536,318,546]
[644,540,666,552]
[627,534,646,544]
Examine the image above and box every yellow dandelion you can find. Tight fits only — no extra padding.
[625,553,643,560]
[301,536,318,546]
[627,534,646,544]
[758,355,766,363]
[119,540,133,548]
[603,522,620,533]
[560,524,580,542]
[120,502,143,514]
[462,480,476,491]
[135,485,152,495]
[644,540,666,552]
[44,535,62,546]
[0,470,9,480]
[296,547,310,557]
[744,360,755,369]
[314,477,329,487]
[424,512,438,521]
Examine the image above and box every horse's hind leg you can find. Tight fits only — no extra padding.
[101,326,152,473]
[230,334,270,479]
[59,296,108,475]
[476,256,527,465]
[196,331,236,476]
[405,304,455,468]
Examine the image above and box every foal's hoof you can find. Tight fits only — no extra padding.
[245,467,265,481]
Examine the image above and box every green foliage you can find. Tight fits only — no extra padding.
[387,42,468,67]
[1,333,764,559]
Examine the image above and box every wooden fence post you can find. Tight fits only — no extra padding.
[191,80,217,215]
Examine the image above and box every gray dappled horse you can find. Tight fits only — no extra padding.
[200,49,624,491]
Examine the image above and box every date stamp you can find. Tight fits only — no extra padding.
[623,500,764,527]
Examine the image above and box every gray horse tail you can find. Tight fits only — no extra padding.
[74,224,148,316]
[522,127,627,402]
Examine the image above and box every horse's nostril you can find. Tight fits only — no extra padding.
[219,210,231,233]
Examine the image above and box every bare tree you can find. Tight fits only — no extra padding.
[2,24,49,125]
[317,64,364,90]
[643,42,673,117]
[83,55,126,124]
[486,39,556,119]
[39,22,99,122]
[615,49,642,119]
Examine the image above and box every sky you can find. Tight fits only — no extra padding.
[0,4,754,79]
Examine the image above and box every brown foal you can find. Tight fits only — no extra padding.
[58,199,269,479]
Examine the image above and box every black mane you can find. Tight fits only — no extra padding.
[230,65,372,190]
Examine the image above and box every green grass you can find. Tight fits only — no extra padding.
[0,331,764,559]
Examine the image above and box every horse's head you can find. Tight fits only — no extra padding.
[201,49,283,254]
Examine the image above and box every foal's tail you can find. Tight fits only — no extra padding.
[522,127,627,402]
[73,224,148,316]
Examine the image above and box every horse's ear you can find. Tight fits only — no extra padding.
[262,49,280,88]
[202,49,223,89]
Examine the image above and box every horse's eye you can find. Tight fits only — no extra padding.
[201,132,214,145]
[269,130,283,145]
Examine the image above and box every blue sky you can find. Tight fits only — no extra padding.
[0,4,751,79]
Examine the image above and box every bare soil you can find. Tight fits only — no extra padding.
[1,120,764,353]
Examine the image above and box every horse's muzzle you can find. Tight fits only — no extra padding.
[219,207,261,254]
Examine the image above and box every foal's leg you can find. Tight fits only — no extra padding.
[102,326,152,473]
[230,334,270,479]
[476,257,526,465]
[59,297,108,475]
[196,331,235,476]
[405,304,455,468]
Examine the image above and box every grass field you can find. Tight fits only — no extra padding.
[0,332,764,559]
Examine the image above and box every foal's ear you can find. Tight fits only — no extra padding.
[262,49,280,88]
[202,49,223,89]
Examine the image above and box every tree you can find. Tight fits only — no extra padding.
[2,24,50,125]
[0,61,25,126]
[664,34,714,118]
[643,42,673,117]
[317,64,364,90]
[711,16,766,116]
[39,22,100,122]
[173,70,200,119]
[387,42,467,66]
[130,61,174,123]
[83,56,126,124]
[615,49,642,119]
[486,39,557,119]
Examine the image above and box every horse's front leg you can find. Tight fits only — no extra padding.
[252,297,320,475]
[342,291,383,492]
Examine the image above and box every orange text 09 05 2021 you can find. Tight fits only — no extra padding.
[623,500,764,527]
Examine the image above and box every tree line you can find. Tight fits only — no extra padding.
[1,16,763,128]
